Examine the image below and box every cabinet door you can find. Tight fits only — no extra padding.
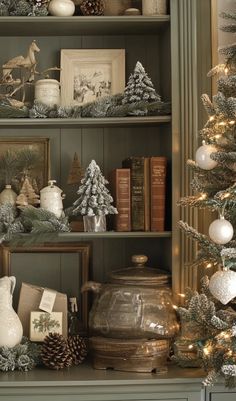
[210,394,236,401]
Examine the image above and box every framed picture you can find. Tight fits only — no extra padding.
[0,137,50,193]
[60,49,125,106]
[0,242,90,334]
[30,311,63,342]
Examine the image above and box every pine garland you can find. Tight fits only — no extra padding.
[0,204,70,245]
[29,92,171,119]
[0,337,41,372]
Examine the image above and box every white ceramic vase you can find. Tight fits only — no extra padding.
[142,0,167,15]
[0,184,17,206]
[35,79,60,107]
[49,0,75,16]
[0,276,23,348]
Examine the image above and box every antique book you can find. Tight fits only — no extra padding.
[122,157,150,231]
[110,168,131,231]
[150,156,167,231]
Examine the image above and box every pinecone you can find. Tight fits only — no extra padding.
[80,0,105,16]
[41,333,73,370]
[67,335,88,365]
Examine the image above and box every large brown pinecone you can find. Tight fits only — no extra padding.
[80,0,105,16]
[67,335,88,365]
[41,333,73,370]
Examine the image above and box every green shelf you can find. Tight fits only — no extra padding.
[0,116,171,128]
[0,16,170,36]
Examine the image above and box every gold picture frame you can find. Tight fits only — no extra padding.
[60,49,125,106]
[0,137,50,193]
[0,242,90,333]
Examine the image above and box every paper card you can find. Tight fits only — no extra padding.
[39,288,57,313]
[30,311,63,342]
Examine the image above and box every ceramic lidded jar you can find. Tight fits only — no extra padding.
[83,255,178,339]
[35,79,60,107]
[0,276,23,347]
[40,180,65,218]
[49,0,75,16]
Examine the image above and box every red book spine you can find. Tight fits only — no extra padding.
[111,169,131,232]
[150,157,167,231]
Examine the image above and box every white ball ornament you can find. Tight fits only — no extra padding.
[209,268,236,304]
[195,141,217,170]
[209,216,233,245]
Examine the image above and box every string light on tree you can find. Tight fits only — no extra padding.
[195,140,218,170]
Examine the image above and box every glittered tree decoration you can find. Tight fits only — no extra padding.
[16,177,40,207]
[71,160,117,217]
[122,61,161,115]
[177,9,236,387]
[67,152,84,185]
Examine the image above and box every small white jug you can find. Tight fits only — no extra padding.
[0,276,23,348]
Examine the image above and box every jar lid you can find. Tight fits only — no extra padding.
[40,180,62,194]
[109,255,170,286]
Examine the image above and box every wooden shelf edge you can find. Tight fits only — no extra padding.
[0,15,170,36]
[0,116,171,128]
[59,231,172,239]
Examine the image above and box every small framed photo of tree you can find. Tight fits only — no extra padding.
[30,311,63,342]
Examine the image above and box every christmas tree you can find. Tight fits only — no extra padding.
[122,61,161,115]
[177,10,236,387]
[71,159,117,216]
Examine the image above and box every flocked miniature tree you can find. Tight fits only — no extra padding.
[176,10,236,387]
[122,61,161,115]
[72,160,117,217]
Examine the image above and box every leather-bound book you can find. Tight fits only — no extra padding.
[110,168,131,232]
[122,157,150,231]
[150,157,167,231]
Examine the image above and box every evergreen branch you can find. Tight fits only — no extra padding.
[178,195,219,209]
[179,221,222,260]
[220,11,236,21]
[220,24,236,33]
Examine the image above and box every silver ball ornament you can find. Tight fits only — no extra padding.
[209,268,236,304]
[195,142,217,170]
[209,217,233,245]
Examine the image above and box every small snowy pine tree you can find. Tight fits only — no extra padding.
[72,160,118,216]
[122,61,161,115]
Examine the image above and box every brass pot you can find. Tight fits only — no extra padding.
[83,255,179,339]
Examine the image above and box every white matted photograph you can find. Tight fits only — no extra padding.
[30,311,63,342]
[60,49,125,106]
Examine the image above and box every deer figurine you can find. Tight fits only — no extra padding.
[1,40,40,84]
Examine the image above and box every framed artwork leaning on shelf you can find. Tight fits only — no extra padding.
[0,137,50,193]
[0,242,91,335]
[60,49,125,106]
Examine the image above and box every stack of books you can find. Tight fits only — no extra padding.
[110,156,167,232]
